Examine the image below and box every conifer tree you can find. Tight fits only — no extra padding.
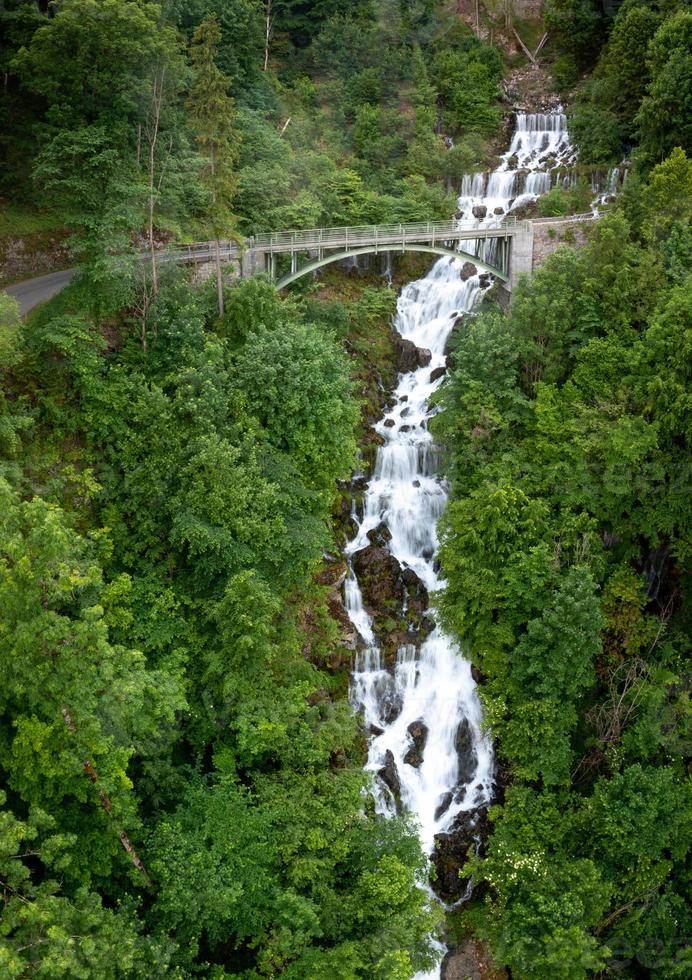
[187,15,240,315]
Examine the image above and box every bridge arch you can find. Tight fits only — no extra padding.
[274,243,507,289]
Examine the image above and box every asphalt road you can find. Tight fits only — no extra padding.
[5,268,75,316]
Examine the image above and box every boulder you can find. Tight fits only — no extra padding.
[431,808,489,904]
[493,206,504,215]
[429,365,447,383]
[404,720,428,768]
[396,336,432,371]
[434,791,453,821]
[383,417,395,428]
[455,717,479,786]
[378,749,401,805]
[366,522,392,549]
[472,204,487,220]
[399,424,411,433]
[510,199,540,220]
[459,261,478,281]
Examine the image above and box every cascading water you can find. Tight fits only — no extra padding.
[457,111,577,226]
[343,113,576,979]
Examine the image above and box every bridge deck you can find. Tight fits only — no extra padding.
[171,217,524,264]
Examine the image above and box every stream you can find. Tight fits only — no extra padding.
[343,112,578,978]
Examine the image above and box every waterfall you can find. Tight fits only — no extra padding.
[343,113,576,980]
[457,111,577,225]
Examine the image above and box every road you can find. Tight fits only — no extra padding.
[5,268,75,316]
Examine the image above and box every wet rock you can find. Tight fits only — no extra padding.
[456,717,479,786]
[412,480,421,488]
[327,589,357,649]
[381,690,403,725]
[366,523,392,549]
[378,749,401,804]
[434,791,453,821]
[353,545,403,607]
[404,720,428,768]
[348,474,368,495]
[472,204,487,220]
[441,938,507,980]
[429,366,447,383]
[493,206,505,215]
[471,664,485,685]
[454,208,464,220]
[400,395,408,402]
[478,273,492,288]
[400,424,411,433]
[396,336,432,371]
[315,559,347,588]
[432,807,490,904]
[383,418,395,427]
[401,567,429,618]
[459,261,478,281]
[510,199,540,220]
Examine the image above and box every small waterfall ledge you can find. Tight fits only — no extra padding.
[342,113,577,980]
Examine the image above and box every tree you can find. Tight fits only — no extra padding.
[231,316,358,496]
[187,15,241,315]
[0,480,184,885]
[636,10,692,168]
[32,126,141,320]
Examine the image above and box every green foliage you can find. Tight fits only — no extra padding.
[437,153,691,977]
[569,1,691,166]
[537,179,593,217]
[430,37,503,137]
[232,314,358,493]
[544,0,608,69]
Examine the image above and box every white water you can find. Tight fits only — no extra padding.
[344,113,577,979]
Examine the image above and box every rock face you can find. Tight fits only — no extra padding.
[352,543,431,662]
[395,336,432,371]
[353,544,404,611]
[431,807,489,904]
[459,261,478,281]
[441,939,507,980]
[404,720,428,767]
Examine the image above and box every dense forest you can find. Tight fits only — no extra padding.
[0,1,690,978]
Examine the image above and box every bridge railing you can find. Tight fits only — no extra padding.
[169,216,522,261]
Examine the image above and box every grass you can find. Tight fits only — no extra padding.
[0,203,71,238]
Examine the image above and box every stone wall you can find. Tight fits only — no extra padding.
[0,229,72,288]
[531,217,593,270]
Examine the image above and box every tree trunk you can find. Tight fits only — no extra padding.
[145,67,165,299]
[61,707,153,889]
[215,237,224,316]
[264,1,272,71]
